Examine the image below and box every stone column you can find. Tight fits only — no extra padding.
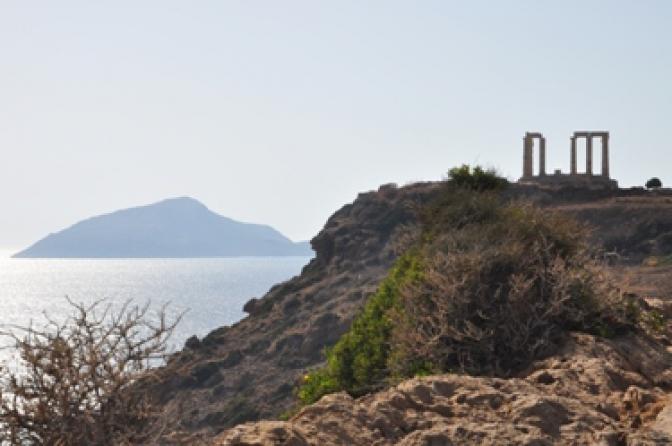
[586,134,593,175]
[523,136,533,177]
[601,133,609,178]
[539,137,546,176]
[570,137,577,175]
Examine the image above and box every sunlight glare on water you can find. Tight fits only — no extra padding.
[0,256,310,363]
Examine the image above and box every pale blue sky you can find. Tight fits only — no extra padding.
[1,1,671,250]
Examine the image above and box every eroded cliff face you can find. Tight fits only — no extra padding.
[137,183,672,444]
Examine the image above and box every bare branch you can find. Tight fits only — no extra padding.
[0,299,183,445]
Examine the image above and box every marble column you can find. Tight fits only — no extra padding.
[539,137,546,176]
[523,136,533,177]
[570,137,577,175]
[586,135,593,175]
[601,133,609,178]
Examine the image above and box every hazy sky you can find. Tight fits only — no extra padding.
[1,1,671,250]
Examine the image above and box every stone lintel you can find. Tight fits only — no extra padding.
[574,131,609,138]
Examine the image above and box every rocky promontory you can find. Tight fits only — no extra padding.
[134,181,672,445]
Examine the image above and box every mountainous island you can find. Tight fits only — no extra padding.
[13,197,312,258]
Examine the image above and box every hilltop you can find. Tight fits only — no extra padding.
[13,197,312,258]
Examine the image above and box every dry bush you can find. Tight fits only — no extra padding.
[0,298,182,445]
[391,204,635,377]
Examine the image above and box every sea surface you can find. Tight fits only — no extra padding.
[0,255,311,363]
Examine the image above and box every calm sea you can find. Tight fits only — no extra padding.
[0,255,311,361]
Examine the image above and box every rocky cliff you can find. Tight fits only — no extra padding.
[137,183,672,444]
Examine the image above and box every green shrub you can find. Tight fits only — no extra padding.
[646,177,663,189]
[446,165,508,191]
[298,252,423,405]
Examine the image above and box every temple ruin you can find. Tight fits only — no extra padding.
[519,131,618,189]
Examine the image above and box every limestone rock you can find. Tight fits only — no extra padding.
[215,333,672,445]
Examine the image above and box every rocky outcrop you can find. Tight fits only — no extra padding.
[135,183,672,443]
[216,332,672,445]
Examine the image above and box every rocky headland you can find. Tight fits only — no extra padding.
[135,179,672,445]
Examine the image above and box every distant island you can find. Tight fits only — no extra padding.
[13,197,313,258]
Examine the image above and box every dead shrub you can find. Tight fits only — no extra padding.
[0,298,182,445]
[391,204,635,377]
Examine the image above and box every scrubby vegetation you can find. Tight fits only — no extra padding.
[646,177,663,189]
[298,166,642,405]
[444,164,508,192]
[391,203,634,377]
[298,253,424,404]
[0,299,181,445]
